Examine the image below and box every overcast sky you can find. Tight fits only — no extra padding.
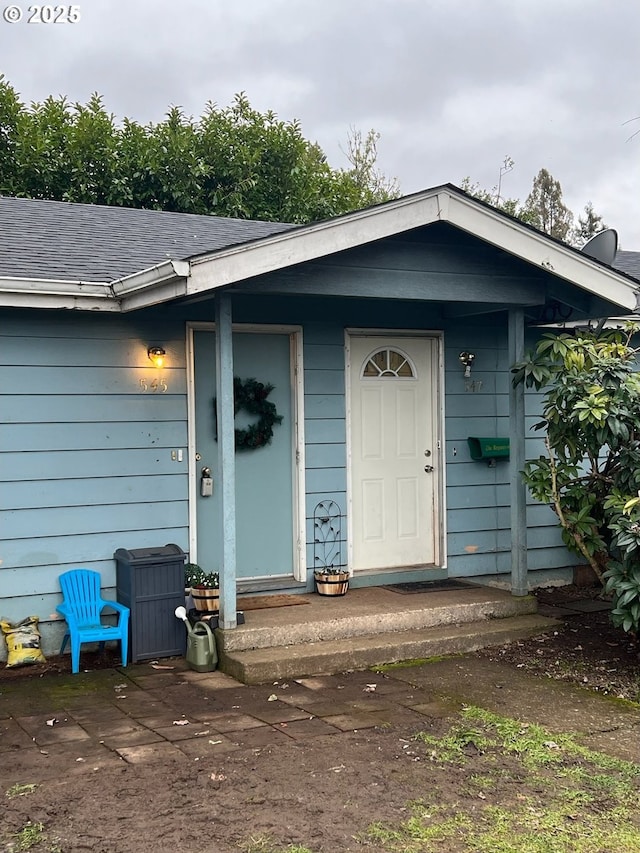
[2,0,639,245]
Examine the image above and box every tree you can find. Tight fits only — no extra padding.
[460,156,532,221]
[461,160,607,248]
[524,168,574,242]
[573,201,608,245]
[0,77,399,223]
[513,326,640,634]
[341,127,399,206]
[460,175,529,220]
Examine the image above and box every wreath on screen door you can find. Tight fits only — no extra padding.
[213,377,283,450]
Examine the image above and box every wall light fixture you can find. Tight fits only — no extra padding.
[458,351,476,378]
[147,346,166,368]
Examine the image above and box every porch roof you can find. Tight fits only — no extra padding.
[0,185,638,315]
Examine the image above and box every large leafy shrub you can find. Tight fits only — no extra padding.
[0,78,398,223]
[513,326,640,633]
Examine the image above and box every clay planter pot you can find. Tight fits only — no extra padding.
[314,571,349,596]
[191,587,220,612]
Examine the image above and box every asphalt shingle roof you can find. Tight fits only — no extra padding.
[0,196,294,282]
[613,250,640,281]
[1,195,639,288]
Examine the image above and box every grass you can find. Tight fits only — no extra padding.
[12,821,45,851]
[5,786,61,852]
[363,706,640,853]
[239,838,313,853]
[239,706,640,853]
[373,655,454,671]
[6,783,37,799]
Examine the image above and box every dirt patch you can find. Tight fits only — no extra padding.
[475,584,640,702]
[3,725,461,853]
[2,584,640,853]
[0,647,123,681]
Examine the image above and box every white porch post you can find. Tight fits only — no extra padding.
[508,308,528,596]
[215,292,238,628]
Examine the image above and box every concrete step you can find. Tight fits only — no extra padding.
[218,613,558,684]
[216,588,538,653]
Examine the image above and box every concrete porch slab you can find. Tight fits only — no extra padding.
[215,583,538,653]
[211,583,547,683]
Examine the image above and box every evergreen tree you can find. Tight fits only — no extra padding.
[462,162,608,248]
[524,168,574,242]
[573,201,608,245]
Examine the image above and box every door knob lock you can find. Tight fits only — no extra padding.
[424,465,434,473]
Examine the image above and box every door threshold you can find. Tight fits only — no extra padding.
[237,577,307,594]
[350,566,448,588]
[353,565,446,578]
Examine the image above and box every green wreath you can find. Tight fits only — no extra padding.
[213,377,283,450]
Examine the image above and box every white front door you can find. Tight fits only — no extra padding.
[349,334,441,572]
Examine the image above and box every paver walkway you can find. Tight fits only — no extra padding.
[2,649,640,786]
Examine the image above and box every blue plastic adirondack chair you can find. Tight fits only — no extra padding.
[57,570,130,674]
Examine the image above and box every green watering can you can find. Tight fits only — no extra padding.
[175,606,218,672]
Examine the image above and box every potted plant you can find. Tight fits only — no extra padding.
[185,563,220,612]
[184,563,202,594]
[313,566,350,596]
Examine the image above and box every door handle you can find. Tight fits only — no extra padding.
[424,465,434,473]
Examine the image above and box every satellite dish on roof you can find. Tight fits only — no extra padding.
[581,228,618,265]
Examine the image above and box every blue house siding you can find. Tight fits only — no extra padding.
[0,223,584,657]
[442,325,574,583]
[226,244,575,590]
[0,309,190,652]
[302,324,347,574]
[445,324,508,576]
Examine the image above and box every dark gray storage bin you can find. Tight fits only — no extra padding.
[114,544,187,662]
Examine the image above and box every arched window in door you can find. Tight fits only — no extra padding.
[361,347,416,379]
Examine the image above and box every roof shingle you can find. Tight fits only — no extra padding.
[1,195,639,289]
[613,250,640,281]
[0,196,294,282]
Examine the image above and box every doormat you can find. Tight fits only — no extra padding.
[236,594,310,611]
[383,580,476,594]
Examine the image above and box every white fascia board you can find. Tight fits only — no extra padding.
[0,260,192,312]
[0,290,120,311]
[446,194,640,312]
[185,188,638,312]
[119,277,191,312]
[4,188,636,314]
[0,275,118,311]
[112,259,191,295]
[187,193,443,295]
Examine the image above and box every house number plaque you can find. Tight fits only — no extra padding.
[139,377,168,393]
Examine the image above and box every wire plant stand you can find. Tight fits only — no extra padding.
[313,500,349,595]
